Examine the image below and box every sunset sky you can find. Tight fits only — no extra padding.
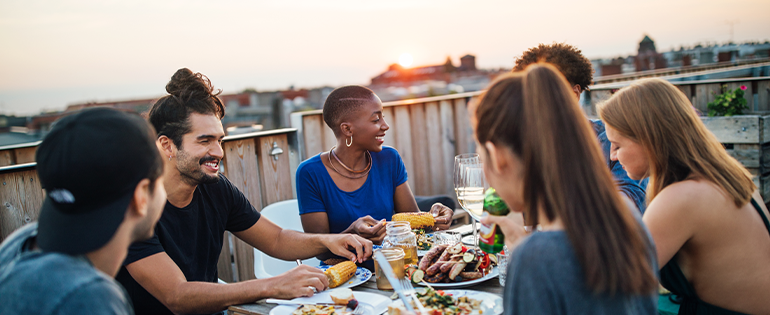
[1,0,769,115]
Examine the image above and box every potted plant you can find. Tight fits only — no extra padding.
[707,85,749,117]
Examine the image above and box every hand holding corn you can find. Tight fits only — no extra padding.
[392,212,436,229]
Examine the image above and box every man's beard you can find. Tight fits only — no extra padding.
[177,152,220,185]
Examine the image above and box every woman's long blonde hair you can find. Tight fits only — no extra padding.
[598,78,755,206]
[474,64,657,295]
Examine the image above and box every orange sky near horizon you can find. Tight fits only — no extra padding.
[1,0,769,115]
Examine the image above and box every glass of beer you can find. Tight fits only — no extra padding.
[374,247,405,290]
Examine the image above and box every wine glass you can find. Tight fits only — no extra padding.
[460,163,487,247]
[454,153,483,247]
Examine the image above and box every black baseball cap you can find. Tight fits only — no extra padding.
[36,108,163,255]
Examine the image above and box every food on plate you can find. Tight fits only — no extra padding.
[405,264,425,284]
[387,287,483,315]
[418,244,448,271]
[392,212,435,230]
[325,261,357,288]
[415,229,433,250]
[292,289,359,315]
[330,288,355,305]
[292,304,352,315]
[417,245,495,283]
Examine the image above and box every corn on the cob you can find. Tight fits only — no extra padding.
[392,212,435,229]
[324,261,357,288]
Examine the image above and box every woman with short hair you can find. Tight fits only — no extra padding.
[296,85,453,245]
[599,78,770,314]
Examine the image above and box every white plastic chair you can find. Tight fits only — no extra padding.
[253,199,320,279]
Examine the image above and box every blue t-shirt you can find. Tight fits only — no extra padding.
[296,146,408,233]
[591,120,648,213]
[0,223,133,315]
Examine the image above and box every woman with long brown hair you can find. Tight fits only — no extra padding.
[599,78,770,314]
[476,64,658,314]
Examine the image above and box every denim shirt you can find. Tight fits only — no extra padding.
[0,223,133,315]
[591,119,648,213]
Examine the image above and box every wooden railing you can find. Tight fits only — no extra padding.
[0,142,40,167]
[594,58,770,84]
[584,77,770,117]
[0,128,301,283]
[292,77,770,202]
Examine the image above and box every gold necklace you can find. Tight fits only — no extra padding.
[328,147,371,179]
[331,146,371,173]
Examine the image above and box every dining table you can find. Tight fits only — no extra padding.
[229,213,501,315]
[226,267,504,315]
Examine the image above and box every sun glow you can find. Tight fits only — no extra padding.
[398,53,413,67]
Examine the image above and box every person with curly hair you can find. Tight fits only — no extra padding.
[512,43,648,213]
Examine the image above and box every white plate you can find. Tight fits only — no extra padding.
[390,289,503,315]
[416,266,499,288]
[317,265,372,289]
[269,291,391,315]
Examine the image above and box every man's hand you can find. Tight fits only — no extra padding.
[430,203,454,231]
[479,211,528,250]
[347,216,387,244]
[322,234,373,263]
[264,265,329,299]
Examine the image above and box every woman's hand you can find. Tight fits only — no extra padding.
[430,203,454,231]
[480,211,528,250]
[345,215,387,244]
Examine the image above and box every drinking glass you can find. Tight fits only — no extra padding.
[454,153,487,248]
[461,164,488,247]
[432,231,462,246]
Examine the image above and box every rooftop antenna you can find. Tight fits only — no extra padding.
[725,20,739,43]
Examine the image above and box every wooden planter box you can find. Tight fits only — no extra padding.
[701,115,770,201]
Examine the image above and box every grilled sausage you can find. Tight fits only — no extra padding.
[425,249,454,275]
[458,271,483,280]
[424,272,447,283]
[418,245,447,271]
[448,261,467,281]
[440,256,462,273]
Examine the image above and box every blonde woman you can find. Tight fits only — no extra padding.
[599,78,770,314]
[475,64,658,314]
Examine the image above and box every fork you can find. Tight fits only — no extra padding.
[399,278,427,314]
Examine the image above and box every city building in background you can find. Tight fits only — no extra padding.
[2,35,769,147]
[368,54,508,102]
[591,35,770,77]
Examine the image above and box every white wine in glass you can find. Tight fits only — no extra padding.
[456,186,484,219]
[454,153,480,247]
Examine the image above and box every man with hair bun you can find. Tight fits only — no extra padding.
[117,68,373,315]
[512,43,647,213]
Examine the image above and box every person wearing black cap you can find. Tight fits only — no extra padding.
[0,108,166,314]
[116,68,373,315]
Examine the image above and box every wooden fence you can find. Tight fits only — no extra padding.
[0,129,301,283]
[292,77,770,201]
[584,77,770,116]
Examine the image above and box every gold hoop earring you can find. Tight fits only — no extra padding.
[346,135,353,147]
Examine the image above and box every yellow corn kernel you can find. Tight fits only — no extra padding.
[324,261,357,288]
[391,212,435,229]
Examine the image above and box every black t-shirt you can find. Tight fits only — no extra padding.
[116,174,261,315]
